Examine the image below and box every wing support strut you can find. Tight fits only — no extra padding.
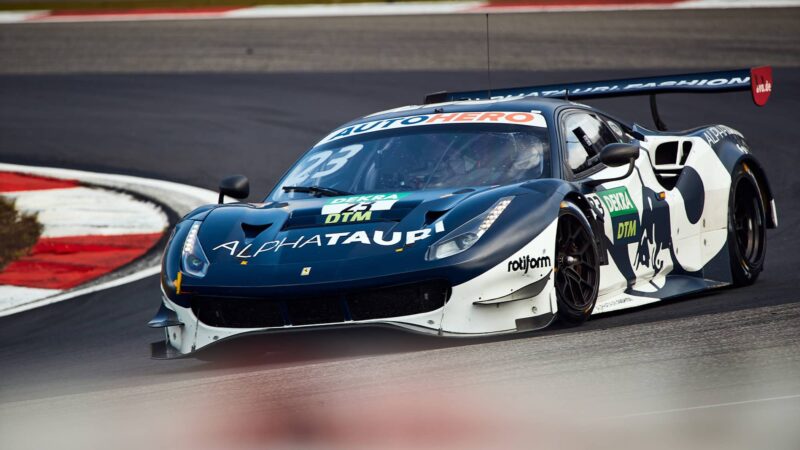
[649,94,668,131]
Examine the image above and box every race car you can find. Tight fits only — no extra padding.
[150,67,776,358]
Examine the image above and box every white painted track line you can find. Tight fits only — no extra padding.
[226,1,481,19]
[0,266,162,318]
[612,393,800,419]
[0,286,61,311]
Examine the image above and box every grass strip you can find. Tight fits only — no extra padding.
[0,196,42,272]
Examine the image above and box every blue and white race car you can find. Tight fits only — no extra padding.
[151,67,776,358]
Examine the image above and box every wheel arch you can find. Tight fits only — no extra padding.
[562,191,609,265]
[692,125,777,229]
[553,195,602,324]
[738,155,777,229]
[562,191,593,218]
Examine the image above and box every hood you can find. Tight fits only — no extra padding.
[185,187,505,290]
[200,188,476,262]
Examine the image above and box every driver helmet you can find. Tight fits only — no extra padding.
[511,136,544,171]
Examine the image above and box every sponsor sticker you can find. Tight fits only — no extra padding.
[596,187,637,218]
[483,76,751,101]
[750,66,772,107]
[615,218,638,244]
[507,255,551,274]
[324,210,372,224]
[213,222,446,259]
[321,192,408,215]
[702,125,743,146]
[597,187,640,244]
[594,296,634,313]
[315,111,547,146]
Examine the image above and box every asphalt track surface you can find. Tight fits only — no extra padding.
[1,8,800,449]
[3,8,800,74]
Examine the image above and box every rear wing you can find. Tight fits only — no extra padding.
[424,67,773,131]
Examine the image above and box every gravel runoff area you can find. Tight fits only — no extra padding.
[1,7,799,74]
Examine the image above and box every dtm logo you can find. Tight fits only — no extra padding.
[617,219,637,240]
[508,255,551,274]
[324,211,371,224]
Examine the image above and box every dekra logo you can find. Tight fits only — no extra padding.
[602,192,633,214]
[597,187,637,218]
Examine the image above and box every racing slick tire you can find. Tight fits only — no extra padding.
[554,200,600,325]
[728,164,767,286]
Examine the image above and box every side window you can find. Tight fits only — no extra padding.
[602,117,635,143]
[562,111,620,173]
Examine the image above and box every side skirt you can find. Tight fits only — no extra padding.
[593,274,729,315]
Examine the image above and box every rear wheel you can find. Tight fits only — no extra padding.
[554,201,600,324]
[728,165,767,286]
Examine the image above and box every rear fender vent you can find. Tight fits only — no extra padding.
[655,141,679,165]
[679,141,693,165]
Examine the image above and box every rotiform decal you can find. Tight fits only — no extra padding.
[316,111,547,146]
[508,255,551,274]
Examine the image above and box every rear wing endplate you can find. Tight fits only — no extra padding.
[424,67,773,130]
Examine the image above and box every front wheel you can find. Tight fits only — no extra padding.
[554,201,600,325]
[728,165,767,286]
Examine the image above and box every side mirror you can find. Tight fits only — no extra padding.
[218,175,249,204]
[599,143,640,167]
[584,144,640,187]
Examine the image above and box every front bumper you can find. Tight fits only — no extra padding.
[150,292,556,359]
[151,219,559,358]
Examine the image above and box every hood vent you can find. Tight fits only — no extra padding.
[281,203,420,230]
[451,188,475,195]
[424,209,449,227]
[241,222,272,242]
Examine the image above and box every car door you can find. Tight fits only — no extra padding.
[560,109,667,297]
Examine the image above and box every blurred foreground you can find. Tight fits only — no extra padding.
[3,302,799,450]
[2,5,799,449]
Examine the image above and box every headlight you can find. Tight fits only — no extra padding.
[181,221,209,278]
[426,197,514,261]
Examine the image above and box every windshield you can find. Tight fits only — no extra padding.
[270,122,550,201]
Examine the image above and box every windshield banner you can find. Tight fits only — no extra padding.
[315,111,547,147]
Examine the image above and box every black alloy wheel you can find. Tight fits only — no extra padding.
[728,166,767,286]
[554,201,600,324]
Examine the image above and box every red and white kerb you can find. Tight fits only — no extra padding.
[0,172,167,302]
